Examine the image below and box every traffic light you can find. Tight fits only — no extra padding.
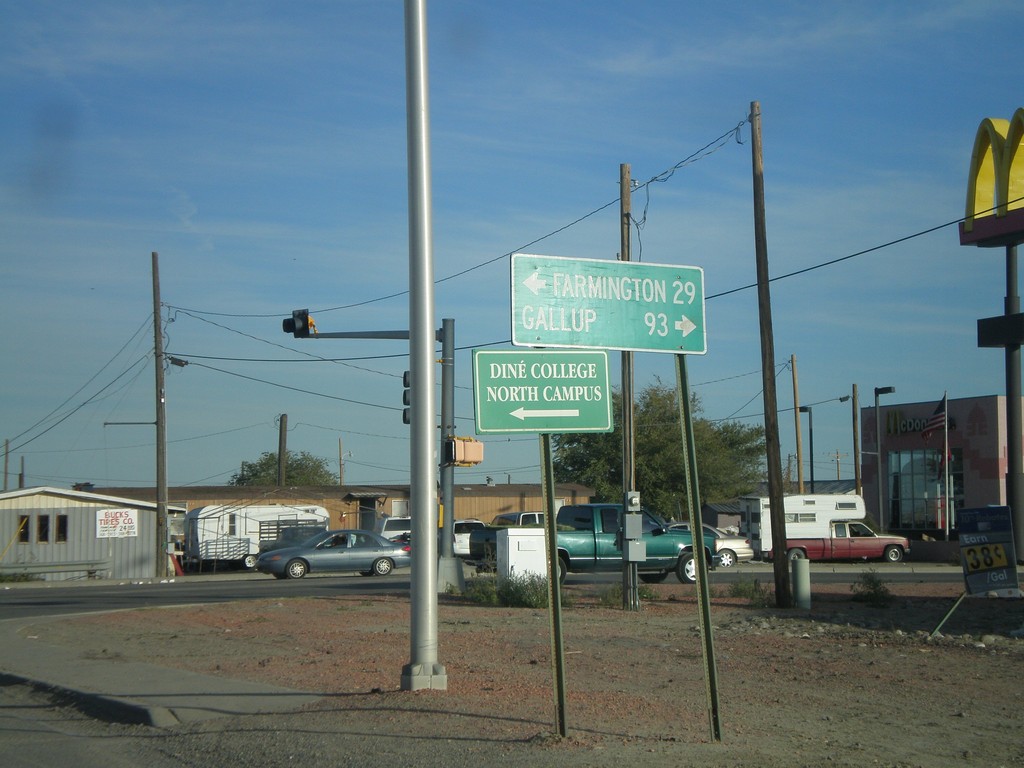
[282,309,316,338]
[402,370,411,424]
[443,437,484,466]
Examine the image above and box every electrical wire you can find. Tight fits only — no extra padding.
[8,316,152,444]
[163,120,750,320]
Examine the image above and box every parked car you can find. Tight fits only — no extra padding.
[255,529,411,579]
[452,519,485,558]
[374,516,412,542]
[668,522,754,568]
[258,522,330,554]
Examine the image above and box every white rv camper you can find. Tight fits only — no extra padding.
[184,504,330,569]
[739,494,866,559]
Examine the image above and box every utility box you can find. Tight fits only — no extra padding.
[497,528,547,583]
[625,539,647,562]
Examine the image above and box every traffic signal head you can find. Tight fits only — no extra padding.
[402,370,411,424]
[283,309,316,338]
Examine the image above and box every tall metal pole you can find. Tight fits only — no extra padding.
[749,102,791,608]
[437,318,463,592]
[852,385,862,497]
[619,163,639,611]
[801,406,814,493]
[152,252,169,578]
[401,0,445,691]
[792,355,804,493]
[1004,244,1024,560]
[874,386,895,532]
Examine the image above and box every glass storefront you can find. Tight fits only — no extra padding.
[887,448,963,532]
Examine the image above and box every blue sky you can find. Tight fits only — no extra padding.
[2,1,1022,497]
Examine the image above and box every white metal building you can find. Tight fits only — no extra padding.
[0,486,183,581]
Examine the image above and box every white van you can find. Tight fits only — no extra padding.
[739,494,866,559]
[375,516,412,542]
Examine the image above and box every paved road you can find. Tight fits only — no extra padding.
[0,569,414,621]
[0,560,967,621]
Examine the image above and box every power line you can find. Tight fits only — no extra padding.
[183,360,404,413]
[164,121,749,320]
[9,316,152,445]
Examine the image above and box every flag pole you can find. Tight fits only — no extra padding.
[943,391,951,541]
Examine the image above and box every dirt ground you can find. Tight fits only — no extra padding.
[23,575,1024,768]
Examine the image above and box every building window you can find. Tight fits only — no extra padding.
[888,448,962,532]
[37,515,50,543]
[56,515,68,543]
[18,515,30,543]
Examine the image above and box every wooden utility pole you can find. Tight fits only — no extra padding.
[276,414,288,486]
[749,102,791,608]
[619,163,639,611]
[831,450,849,479]
[338,438,345,486]
[152,252,169,578]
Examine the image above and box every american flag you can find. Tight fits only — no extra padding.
[921,395,946,439]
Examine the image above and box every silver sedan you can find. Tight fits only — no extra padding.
[255,529,411,579]
[668,523,754,568]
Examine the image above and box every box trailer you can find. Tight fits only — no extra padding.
[738,494,866,560]
[184,504,330,570]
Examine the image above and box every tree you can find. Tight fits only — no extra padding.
[229,450,338,486]
[552,380,764,520]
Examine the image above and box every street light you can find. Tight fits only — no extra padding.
[874,386,896,533]
[799,406,814,493]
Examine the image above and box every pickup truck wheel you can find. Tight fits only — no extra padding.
[285,559,308,579]
[884,545,904,563]
[556,555,568,583]
[241,554,258,570]
[787,548,807,561]
[639,571,669,584]
[676,553,696,584]
[717,549,736,568]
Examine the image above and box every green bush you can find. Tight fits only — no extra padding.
[460,572,573,609]
[498,571,550,608]
[850,569,892,608]
[597,582,658,607]
[727,577,774,607]
[460,576,499,605]
[0,573,40,583]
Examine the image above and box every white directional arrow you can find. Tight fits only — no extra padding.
[523,270,547,295]
[675,314,697,337]
[510,406,580,421]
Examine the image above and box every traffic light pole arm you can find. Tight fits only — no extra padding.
[298,330,443,341]
[312,331,413,340]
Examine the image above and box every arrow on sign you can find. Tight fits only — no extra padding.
[675,314,697,337]
[510,406,580,421]
[522,270,547,295]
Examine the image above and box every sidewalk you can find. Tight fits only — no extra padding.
[0,614,323,727]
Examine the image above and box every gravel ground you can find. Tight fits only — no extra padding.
[14,575,1024,768]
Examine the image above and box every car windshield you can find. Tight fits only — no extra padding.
[300,531,332,548]
[646,510,669,527]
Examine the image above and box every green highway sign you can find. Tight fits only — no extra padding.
[511,253,706,354]
[472,349,613,434]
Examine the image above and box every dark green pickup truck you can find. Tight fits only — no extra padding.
[469,503,717,584]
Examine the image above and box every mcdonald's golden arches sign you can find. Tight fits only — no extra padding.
[960,107,1024,247]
